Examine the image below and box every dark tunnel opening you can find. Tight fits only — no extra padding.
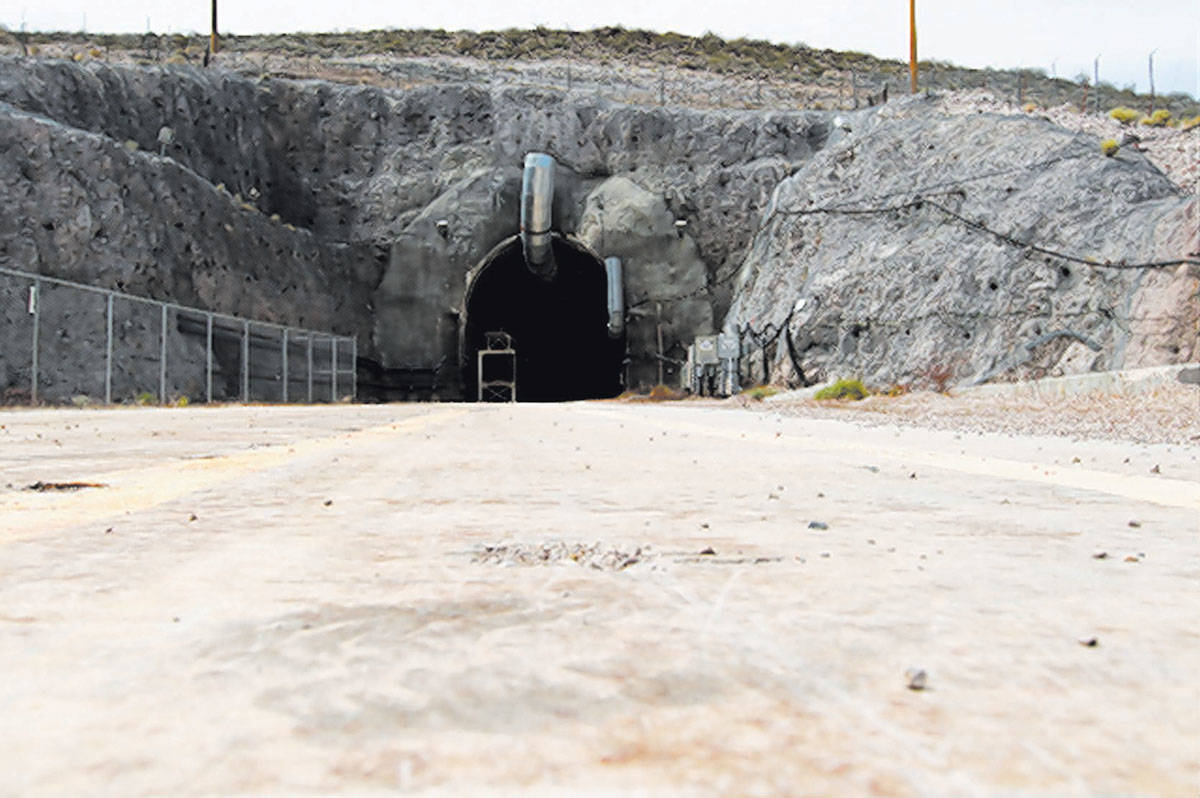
[464,237,625,402]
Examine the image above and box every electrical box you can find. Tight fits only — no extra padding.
[683,333,741,397]
[694,336,719,365]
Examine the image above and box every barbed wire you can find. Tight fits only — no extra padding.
[633,147,1196,312]
[740,305,1188,341]
[760,196,1198,270]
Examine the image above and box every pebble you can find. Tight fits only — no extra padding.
[808,521,829,530]
[905,668,927,690]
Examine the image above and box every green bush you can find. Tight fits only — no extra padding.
[813,378,869,401]
[1100,138,1120,157]
[1141,109,1172,127]
[742,385,778,401]
[1183,115,1200,132]
[1108,106,1141,125]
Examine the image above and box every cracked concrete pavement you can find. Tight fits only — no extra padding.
[1,401,1197,795]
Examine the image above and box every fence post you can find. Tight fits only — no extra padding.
[159,304,168,404]
[105,293,113,404]
[351,336,357,402]
[241,320,249,402]
[306,334,313,403]
[330,336,338,402]
[281,328,289,403]
[205,313,213,404]
[29,280,39,406]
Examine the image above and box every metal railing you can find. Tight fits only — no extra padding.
[0,266,356,406]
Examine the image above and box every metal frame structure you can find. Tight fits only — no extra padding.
[477,331,517,402]
[1,265,357,405]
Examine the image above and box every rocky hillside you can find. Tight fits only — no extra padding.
[727,96,1199,389]
[0,57,826,394]
[0,40,1195,399]
[4,27,1197,118]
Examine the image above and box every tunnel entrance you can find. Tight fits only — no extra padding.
[463,236,625,402]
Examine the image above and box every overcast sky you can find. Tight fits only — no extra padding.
[9,1,1199,97]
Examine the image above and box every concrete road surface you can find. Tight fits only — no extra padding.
[1,402,1197,796]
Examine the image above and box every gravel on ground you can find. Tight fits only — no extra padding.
[741,383,1200,446]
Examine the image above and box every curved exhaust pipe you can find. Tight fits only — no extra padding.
[605,257,624,338]
[521,152,557,281]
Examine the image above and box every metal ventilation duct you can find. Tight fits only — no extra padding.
[520,152,557,281]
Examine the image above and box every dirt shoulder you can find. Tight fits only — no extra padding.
[743,383,1200,446]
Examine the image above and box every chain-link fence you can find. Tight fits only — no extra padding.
[0,266,356,406]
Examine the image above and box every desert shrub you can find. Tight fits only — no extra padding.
[647,384,684,401]
[742,385,778,401]
[813,378,868,401]
[1108,106,1141,125]
[1023,102,1038,113]
[135,391,156,406]
[1181,115,1200,131]
[1100,138,1120,157]
[922,363,957,392]
[1141,109,1172,127]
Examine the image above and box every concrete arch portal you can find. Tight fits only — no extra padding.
[463,236,625,402]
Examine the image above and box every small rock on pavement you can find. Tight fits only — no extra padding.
[808,521,829,530]
[1092,551,1108,559]
[1078,636,1099,647]
[905,668,927,690]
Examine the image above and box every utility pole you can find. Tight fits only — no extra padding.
[1148,49,1157,113]
[210,0,219,57]
[1093,54,1100,113]
[909,0,918,93]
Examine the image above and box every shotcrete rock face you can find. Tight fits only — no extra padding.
[2,57,1193,400]
[464,237,623,401]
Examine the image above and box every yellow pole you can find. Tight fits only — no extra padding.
[210,0,218,55]
[909,0,918,93]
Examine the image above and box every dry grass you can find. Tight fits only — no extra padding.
[758,384,1200,445]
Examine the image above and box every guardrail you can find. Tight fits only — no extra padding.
[0,266,356,406]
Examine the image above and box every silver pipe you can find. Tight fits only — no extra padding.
[241,320,249,402]
[159,304,168,404]
[30,280,39,406]
[205,313,213,404]
[520,152,557,280]
[105,293,113,404]
[306,335,313,403]
[281,328,289,403]
[330,336,338,402]
[604,257,624,338]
